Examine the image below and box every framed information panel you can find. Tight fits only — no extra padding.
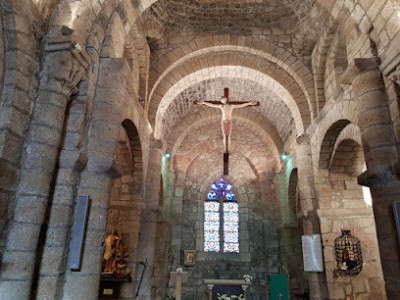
[301,234,324,272]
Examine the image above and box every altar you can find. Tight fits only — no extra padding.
[204,279,251,300]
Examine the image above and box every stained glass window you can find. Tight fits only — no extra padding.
[204,201,220,252]
[204,177,239,253]
[223,201,239,252]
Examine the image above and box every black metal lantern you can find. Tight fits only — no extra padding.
[334,230,363,277]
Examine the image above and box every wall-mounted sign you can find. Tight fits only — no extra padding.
[301,234,324,272]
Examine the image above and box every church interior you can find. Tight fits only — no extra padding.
[1,0,400,299]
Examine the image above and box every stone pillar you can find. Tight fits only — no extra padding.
[341,57,398,183]
[136,139,163,300]
[61,58,131,299]
[342,57,400,298]
[0,34,89,298]
[295,138,328,300]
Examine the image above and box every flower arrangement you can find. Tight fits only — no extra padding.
[166,288,175,299]
[243,274,253,282]
[217,293,244,300]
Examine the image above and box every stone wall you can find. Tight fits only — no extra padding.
[2,1,400,299]
[164,154,281,300]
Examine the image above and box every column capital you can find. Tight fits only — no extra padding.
[341,57,381,85]
[40,30,90,97]
[357,165,396,187]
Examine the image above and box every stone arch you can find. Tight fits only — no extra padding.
[149,41,313,134]
[311,100,359,169]
[122,119,144,180]
[174,140,277,178]
[279,167,307,298]
[324,31,348,102]
[312,27,336,112]
[330,123,362,170]
[153,66,304,139]
[318,119,351,170]
[170,114,282,176]
[315,121,386,299]
[168,111,284,155]
[159,75,296,144]
[147,35,315,111]
[104,119,145,298]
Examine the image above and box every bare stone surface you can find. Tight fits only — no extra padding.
[1,1,400,299]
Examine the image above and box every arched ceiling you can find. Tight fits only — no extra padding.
[172,118,280,176]
[148,0,316,35]
[186,151,258,184]
[162,77,295,142]
[141,0,331,178]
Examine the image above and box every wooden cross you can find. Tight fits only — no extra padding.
[194,88,259,175]
[193,88,260,107]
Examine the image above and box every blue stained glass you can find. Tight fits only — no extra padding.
[226,191,235,200]
[205,179,239,253]
[208,191,217,200]
[217,190,226,197]
[218,181,226,190]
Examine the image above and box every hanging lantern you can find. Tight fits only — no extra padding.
[334,230,363,277]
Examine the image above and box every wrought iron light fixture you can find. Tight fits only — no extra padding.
[334,229,363,277]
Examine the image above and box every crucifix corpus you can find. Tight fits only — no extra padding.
[194,88,259,175]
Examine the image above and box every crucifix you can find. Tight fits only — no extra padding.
[194,88,259,175]
[170,268,188,300]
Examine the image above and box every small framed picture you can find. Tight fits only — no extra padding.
[184,250,196,266]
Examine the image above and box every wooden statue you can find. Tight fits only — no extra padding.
[102,229,130,276]
[102,230,120,274]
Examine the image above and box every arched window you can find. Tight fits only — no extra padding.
[204,177,239,253]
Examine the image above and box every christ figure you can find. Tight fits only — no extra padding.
[194,88,259,153]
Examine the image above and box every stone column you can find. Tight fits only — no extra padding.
[59,58,131,299]
[341,57,400,298]
[136,139,163,300]
[295,137,328,300]
[0,34,89,299]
